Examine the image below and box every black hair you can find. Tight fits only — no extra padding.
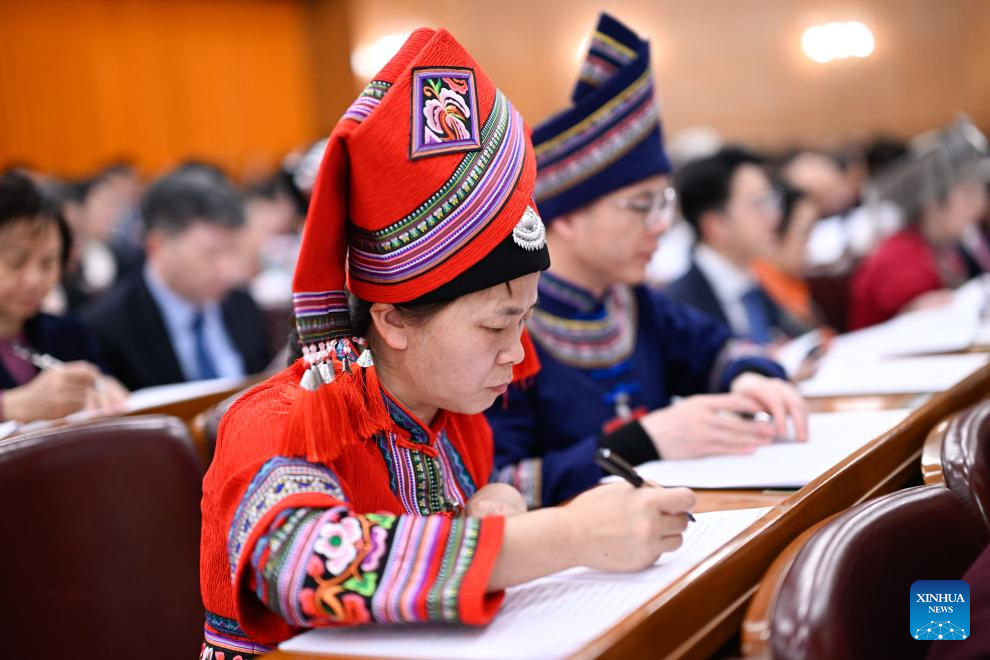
[776,182,810,236]
[865,137,909,178]
[0,171,73,268]
[675,146,764,233]
[141,166,244,235]
[285,295,452,363]
[285,282,515,363]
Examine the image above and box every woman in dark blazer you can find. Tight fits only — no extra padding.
[0,171,126,422]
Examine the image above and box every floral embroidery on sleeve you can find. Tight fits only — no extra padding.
[251,505,492,627]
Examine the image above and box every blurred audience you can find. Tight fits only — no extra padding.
[62,164,144,309]
[82,166,272,390]
[959,182,990,276]
[666,147,807,343]
[782,150,858,220]
[752,183,823,329]
[242,176,303,307]
[0,171,127,422]
[850,120,990,329]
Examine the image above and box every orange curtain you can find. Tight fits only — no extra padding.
[0,0,321,178]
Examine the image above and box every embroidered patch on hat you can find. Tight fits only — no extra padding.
[410,67,482,159]
[512,205,547,251]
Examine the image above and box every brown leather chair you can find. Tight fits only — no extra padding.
[806,270,852,333]
[0,415,204,660]
[745,485,988,659]
[938,400,990,532]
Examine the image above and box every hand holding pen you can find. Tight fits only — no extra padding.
[559,451,696,573]
[4,344,128,421]
[596,447,696,521]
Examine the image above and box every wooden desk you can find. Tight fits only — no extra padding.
[121,375,265,425]
[265,363,990,660]
[0,374,264,456]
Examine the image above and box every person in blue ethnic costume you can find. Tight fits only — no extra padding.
[485,13,809,508]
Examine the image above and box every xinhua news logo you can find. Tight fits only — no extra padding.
[911,580,970,641]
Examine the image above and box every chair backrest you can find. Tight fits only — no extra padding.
[767,486,987,660]
[0,415,204,660]
[806,271,851,332]
[941,400,990,531]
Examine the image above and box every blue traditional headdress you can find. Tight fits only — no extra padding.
[533,13,671,222]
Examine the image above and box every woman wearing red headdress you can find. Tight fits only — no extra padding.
[199,28,695,659]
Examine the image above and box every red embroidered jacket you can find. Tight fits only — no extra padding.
[199,360,505,658]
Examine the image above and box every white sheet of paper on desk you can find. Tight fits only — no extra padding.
[826,280,987,361]
[0,420,19,441]
[122,376,248,413]
[799,353,988,397]
[975,319,990,348]
[278,507,771,660]
[775,328,828,377]
[619,409,912,489]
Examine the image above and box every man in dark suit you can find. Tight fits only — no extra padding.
[666,147,807,342]
[83,166,271,391]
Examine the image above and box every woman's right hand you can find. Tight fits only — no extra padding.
[561,481,696,572]
[3,361,100,422]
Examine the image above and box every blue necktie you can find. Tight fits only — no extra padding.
[741,287,772,344]
[191,311,220,380]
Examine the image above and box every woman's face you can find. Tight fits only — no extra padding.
[941,179,990,239]
[382,272,540,417]
[778,197,819,276]
[0,219,62,326]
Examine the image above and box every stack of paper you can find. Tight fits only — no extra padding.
[279,507,771,659]
[777,275,990,379]
[798,353,988,397]
[617,409,912,489]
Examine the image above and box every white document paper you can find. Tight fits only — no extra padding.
[975,319,990,349]
[799,353,988,397]
[617,409,912,489]
[774,329,828,378]
[279,507,771,659]
[822,275,990,362]
[0,420,20,441]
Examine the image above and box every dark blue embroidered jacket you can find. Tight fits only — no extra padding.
[485,274,786,507]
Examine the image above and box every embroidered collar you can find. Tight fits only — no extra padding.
[528,272,638,369]
[536,271,603,314]
[381,388,448,447]
[375,389,476,516]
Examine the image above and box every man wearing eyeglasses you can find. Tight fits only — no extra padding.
[666,147,810,343]
[484,13,808,508]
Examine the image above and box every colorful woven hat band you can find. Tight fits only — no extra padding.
[532,13,672,224]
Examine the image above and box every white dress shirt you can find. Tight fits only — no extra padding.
[693,244,758,336]
[143,265,246,381]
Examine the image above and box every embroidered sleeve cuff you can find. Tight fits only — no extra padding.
[709,339,787,391]
[598,420,659,465]
[256,509,506,628]
[493,458,543,510]
[456,515,505,626]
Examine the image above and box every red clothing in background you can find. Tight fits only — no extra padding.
[849,228,961,329]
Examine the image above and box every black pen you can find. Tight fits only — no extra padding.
[595,447,696,522]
